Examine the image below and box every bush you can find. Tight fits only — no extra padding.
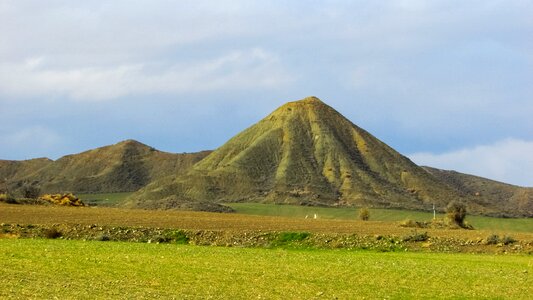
[168,230,189,244]
[446,201,467,228]
[399,219,428,228]
[275,232,310,245]
[402,231,429,242]
[151,235,171,244]
[95,234,110,241]
[43,228,62,239]
[501,235,517,245]
[358,207,370,221]
[485,234,500,245]
[39,193,85,206]
[0,193,17,204]
[22,185,41,199]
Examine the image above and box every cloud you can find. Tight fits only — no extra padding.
[0,49,293,101]
[408,139,533,187]
[0,0,531,168]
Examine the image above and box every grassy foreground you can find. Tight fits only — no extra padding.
[1,239,532,299]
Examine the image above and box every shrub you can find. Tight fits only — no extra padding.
[501,235,517,245]
[152,235,171,244]
[39,193,85,206]
[358,207,370,221]
[446,201,467,228]
[22,185,41,199]
[402,231,429,242]
[0,193,17,204]
[95,234,110,241]
[168,230,189,244]
[485,234,500,245]
[399,219,428,228]
[461,221,474,230]
[43,228,62,239]
[484,234,517,245]
[275,232,310,245]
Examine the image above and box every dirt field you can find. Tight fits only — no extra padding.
[2,203,533,242]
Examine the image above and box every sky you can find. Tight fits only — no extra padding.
[1,1,532,187]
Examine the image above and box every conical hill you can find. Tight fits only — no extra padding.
[128,97,468,211]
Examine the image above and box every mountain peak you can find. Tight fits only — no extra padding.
[117,139,146,147]
[285,96,326,108]
[268,96,335,121]
[295,96,323,103]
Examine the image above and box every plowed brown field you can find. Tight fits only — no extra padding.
[2,203,533,242]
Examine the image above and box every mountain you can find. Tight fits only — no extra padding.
[128,96,514,215]
[1,140,211,195]
[422,166,533,217]
[3,97,531,217]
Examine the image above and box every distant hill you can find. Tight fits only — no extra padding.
[0,140,211,195]
[422,166,533,217]
[3,97,532,217]
[127,97,529,216]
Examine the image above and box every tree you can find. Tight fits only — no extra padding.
[22,185,41,199]
[359,207,370,221]
[446,201,467,228]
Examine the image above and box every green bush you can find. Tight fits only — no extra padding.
[501,235,517,245]
[167,230,189,244]
[402,231,429,242]
[95,234,110,241]
[485,234,500,245]
[484,234,517,245]
[22,185,41,199]
[0,193,17,204]
[276,232,311,245]
[43,228,62,239]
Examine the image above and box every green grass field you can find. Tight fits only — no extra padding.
[1,239,531,299]
[227,203,533,232]
[78,192,134,206]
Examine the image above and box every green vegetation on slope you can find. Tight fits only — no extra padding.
[1,239,531,299]
[227,203,533,232]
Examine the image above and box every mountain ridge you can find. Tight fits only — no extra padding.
[126,97,531,216]
[0,139,211,195]
[2,97,531,217]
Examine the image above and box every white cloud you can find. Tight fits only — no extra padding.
[409,139,533,187]
[0,49,293,101]
[0,0,531,165]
